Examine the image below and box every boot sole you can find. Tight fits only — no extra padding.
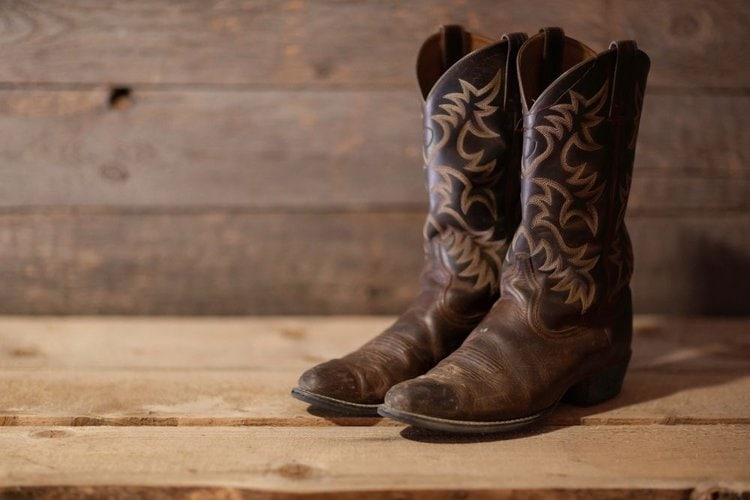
[291,387,380,417]
[377,355,631,434]
[377,404,553,434]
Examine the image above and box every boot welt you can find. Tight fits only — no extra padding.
[291,387,380,417]
[377,403,554,434]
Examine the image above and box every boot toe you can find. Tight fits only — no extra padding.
[297,359,363,402]
[384,377,461,419]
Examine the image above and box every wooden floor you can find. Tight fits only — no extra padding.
[0,316,748,499]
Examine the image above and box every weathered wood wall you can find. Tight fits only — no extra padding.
[0,0,748,315]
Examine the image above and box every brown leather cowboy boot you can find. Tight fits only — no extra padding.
[379,28,650,432]
[291,26,528,415]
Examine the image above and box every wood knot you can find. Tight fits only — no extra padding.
[100,161,130,182]
[274,462,314,479]
[30,429,72,439]
[670,13,700,37]
[312,61,333,79]
[10,347,38,358]
[279,327,306,341]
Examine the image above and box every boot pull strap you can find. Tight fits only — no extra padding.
[609,40,637,119]
[540,27,565,89]
[501,32,528,111]
[440,25,469,72]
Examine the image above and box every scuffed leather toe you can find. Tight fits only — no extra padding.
[297,359,364,402]
[384,377,461,418]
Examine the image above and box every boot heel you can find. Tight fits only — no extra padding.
[562,357,630,407]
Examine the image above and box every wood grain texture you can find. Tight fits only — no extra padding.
[2,316,747,370]
[0,316,748,496]
[609,0,750,88]
[0,1,746,316]
[0,89,423,209]
[0,212,747,315]
[1,316,748,427]
[0,316,398,370]
[0,211,423,315]
[0,90,746,210]
[1,426,748,491]
[1,371,748,428]
[0,0,746,89]
[0,0,607,87]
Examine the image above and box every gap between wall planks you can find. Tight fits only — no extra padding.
[0,316,749,497]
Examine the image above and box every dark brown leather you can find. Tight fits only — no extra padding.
[295,27,527,407]
[383,28,650,422]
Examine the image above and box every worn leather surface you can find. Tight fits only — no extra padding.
[296,26,527,405]
[384,28,650,421]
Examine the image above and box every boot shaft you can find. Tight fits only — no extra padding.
[507,28,650,327]
[418,27,526,305]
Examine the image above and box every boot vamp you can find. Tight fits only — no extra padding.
[385,296,621,422]
[297,285,486,405]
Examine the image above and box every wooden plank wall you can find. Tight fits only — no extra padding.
[0,0,748,315]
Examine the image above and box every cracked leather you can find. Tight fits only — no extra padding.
[296,26,527,406]
[384,28,650,422]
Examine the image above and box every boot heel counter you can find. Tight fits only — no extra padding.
[562,355,630,406]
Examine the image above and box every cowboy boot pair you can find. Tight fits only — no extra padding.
[293,27,650,435]
[380,27,651,433]
[292,25,527,415]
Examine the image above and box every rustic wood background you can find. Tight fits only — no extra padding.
[0,0,748,315]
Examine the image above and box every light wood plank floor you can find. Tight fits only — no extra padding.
[1,316,748,498]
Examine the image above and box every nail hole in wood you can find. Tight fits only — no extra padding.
[109,86,133,110]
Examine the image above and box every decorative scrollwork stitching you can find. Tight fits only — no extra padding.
[516,81,610,312]
[423,70,508,292]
